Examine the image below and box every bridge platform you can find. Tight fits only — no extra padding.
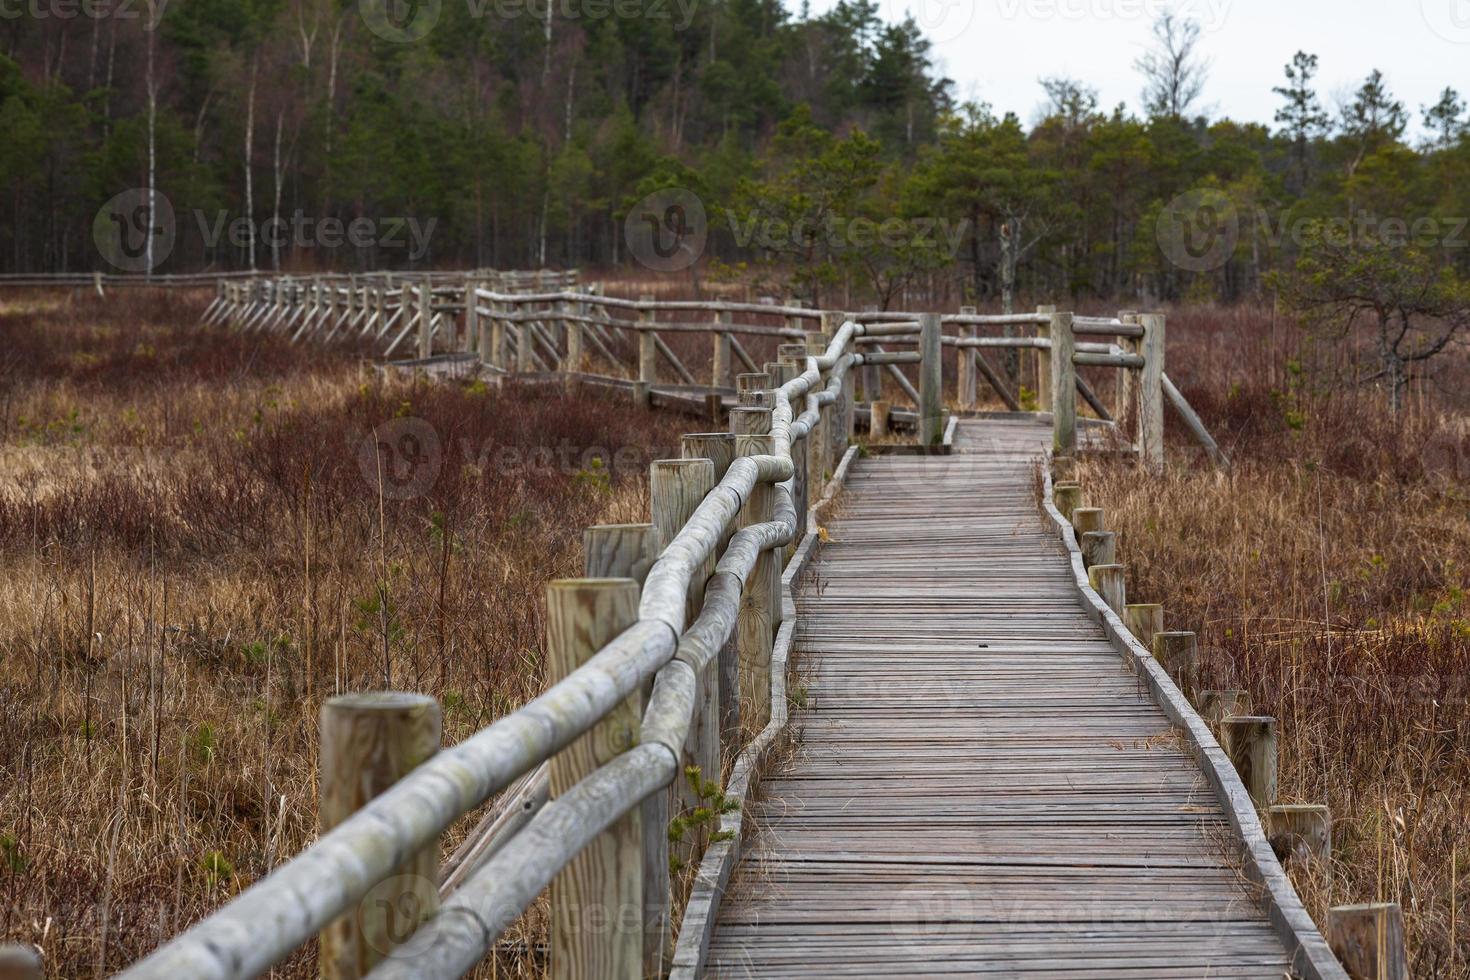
[705,417,1292,978]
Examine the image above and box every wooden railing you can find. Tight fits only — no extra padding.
[97,270,1240,979]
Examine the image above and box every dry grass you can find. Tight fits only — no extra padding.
[1080,304,1470,977]
[0,289,692,977]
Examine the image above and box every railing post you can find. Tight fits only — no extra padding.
[1201,689,1251,723]
[649,459,719,859]
[778,344,810,551]
[1053,482,1081,523]
[1080,530,1116,569]
[1116,311,1140,423]
[1139,312,1166,472]
[1071,507,1105,537]
[544,579,643,980]
[374,284,388,341]
[1035,304,1057,409]
[636,295,656,408]
[1151,631,1200,697]
[577,531,664,973]
[463,274,478,358]
[1124,602,1163,648]
[564,297,583,376]
[1220,715,1277,808]
[731,404,776,734]
[1050,311,1076,455]
[918,312,943,447]
[871,400,891,438]
[803,329,830,496]
[318,693,442,980]
[1087,563,1127,616]
[957,304,977,410]
[681,433,740,750]
[417,278,432,360]
[1328,903,1408,980]
[0,945,41,980]
[712,310,732,388]
[1269,804,1332,862]
[819,312,849,463]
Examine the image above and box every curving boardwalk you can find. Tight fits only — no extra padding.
[706,418,1294,978]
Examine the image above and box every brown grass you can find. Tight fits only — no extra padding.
[0,290,691,977]
[1080,303,1470,977]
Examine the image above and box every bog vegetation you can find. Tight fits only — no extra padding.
[0,290,690,976]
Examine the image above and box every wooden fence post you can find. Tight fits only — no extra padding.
[1327,903,1408,980]
[1269,804,1332,862]
[463,275,478,358]
[650,459,719,833]
[1053,482,1082,523]
[318,692,442,980]
[1125,603,1163,648]
[1201,690,1251,723]
[1050,311,1077,455]
[732,404,776,734]
[1072,507,1105,537]
[1051,454,1076,484]
[1087,563,1127,616]
[564,297,583,377]
[546,579,644,980]
[1080,531,1116,569]
[1151,631,1199,697]
[1139,312,1166,472]
[417,278,432,360]
[871,400,891,439]
[957,305,977,409]
[637,295,657,408]
[918,312,943,447]
[712,310,732,388]
[0,946,41,980]
[682,433,739,750]
[1035,304,1057,408]
[583,524,658,584]
[819,312,851,462]
[490,297,506,370]
[1117,312,1140,423]
[1220,715,1277,808]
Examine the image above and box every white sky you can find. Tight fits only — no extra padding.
[811,0,1470,140]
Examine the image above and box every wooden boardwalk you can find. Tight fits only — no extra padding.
[706,417,1292,978]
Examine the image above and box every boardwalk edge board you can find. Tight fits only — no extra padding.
[670,445,861,980]
[1040,459,1347,980]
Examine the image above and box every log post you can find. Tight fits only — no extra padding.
[1151,631,1199,697]
[463,275,478,357]
[1125,603,1163,648]
[1327,904,1408,980]
[1116,312,1140,424]
[583,524,659,583]
[1087,563,1127,616]
[0,946,41,980]
[1053,482,1082,524]
[417,278,432,360]
[1051,455,1076,484]
[1268,804,1332,862]
[957,304,978,410]
[712,311,732,388]
[732,404,776,733]
[564,298,583,376]
[318,693,442,979]
[375,284,389,342]
[871,400,892,439]
[649,459,719,837]
[1201,689,1251,723]
[1050,311,1077,455]
[637,295,657,408]
[1220,715,1277,808]
[1080,531,1116,569]
[682,432,740,748]
[778,345,810,552]
[545,579,644,980]
[490,297,506,370]
[820,312,850,462]
[1071,507,1105,537]
[1139,312,1166,472]
[918,312,943,447]
[1035,304,1057,408]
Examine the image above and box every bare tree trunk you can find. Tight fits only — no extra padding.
[244,57,258,270]
[145,20,158,278]
[272,109,285,272]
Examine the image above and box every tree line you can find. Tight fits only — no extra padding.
[3,0,1469,309]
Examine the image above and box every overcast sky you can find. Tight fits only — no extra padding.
[813,0,1470,140]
